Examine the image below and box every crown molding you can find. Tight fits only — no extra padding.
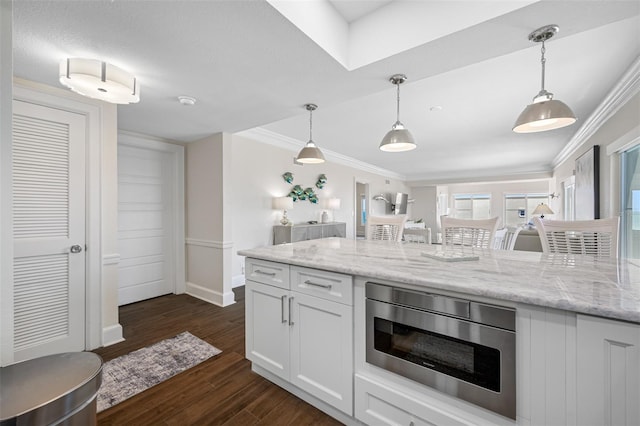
[235,127,406,180]
[553,56,640,168]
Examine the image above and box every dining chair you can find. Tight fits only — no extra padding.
[493,228,507,249]
[440,216,499,248]
[501,227,522,250]
[367,215,407,242]
[533,217,620,258]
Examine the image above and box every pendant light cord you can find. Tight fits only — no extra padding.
[309,107,313,141]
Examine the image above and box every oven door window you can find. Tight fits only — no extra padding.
[374,317,501,392]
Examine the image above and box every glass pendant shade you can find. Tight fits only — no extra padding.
[380,122,417,152]
[59,58,140,104]
[296,104,325,164]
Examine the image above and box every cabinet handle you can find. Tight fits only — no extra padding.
[281,295,287,323]
[288,297,294,326]
[304,279,332,289]
[255,269,276,276]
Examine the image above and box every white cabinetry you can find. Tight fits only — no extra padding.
[577,314,640,426]
[245,259,353,415]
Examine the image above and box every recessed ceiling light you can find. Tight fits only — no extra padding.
[430,105,443,112]
[178,96,196,106]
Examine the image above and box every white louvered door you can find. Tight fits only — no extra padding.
[12,100,86,362]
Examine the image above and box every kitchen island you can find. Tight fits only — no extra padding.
[238,238,640,426]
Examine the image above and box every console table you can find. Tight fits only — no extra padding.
[273,222,346,245]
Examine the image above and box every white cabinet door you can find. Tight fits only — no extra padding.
[290,292,353,414]
[577,314,640,426]
[245,280,290,380]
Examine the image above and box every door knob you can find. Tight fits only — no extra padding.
[70,244,83,253]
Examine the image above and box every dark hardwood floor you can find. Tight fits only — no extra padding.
[93,287,343,426]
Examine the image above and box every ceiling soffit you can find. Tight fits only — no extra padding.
[267,0,536,70]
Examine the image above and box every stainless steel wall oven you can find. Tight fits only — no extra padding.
[365,282,516,420]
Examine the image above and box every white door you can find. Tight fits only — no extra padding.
[118,144,174,305]
[12,100,86,362]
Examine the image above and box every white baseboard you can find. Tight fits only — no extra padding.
[186,281,236,307]
[102,324,124,347]
[232,274,246,288]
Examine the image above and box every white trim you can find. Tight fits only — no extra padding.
[0,1,13,366]
[606,126,640,155]
[237,127,406,180]
[118,132,186,296]
[553,56,640,168]
[185,281,236,307]
[102,324,125,347]
[12,80,105,354]
[232,274,246,288]
[186,237,234,249]
[102,253,120,265]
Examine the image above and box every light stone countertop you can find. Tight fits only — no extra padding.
[238,237,640,324]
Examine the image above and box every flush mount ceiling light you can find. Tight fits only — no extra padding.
[513,25,576,133]
[380,74,416,152]
[59,58,140,104]
[296,103,325,164]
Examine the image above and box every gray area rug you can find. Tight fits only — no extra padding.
[97,331,221,412]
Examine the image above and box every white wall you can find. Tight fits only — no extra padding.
[554,92,640,220]
[410,185,437,242]
[185,133,235,306]
[230,133,410,280]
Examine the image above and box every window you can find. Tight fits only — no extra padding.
[621,144,640,259]
[453,194,491,219]
[504,193,549,227]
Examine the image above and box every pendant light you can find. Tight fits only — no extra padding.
[513,25,576,133]
[380,74,416,152]
[296,104,325,164]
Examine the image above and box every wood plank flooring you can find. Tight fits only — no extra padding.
[93,287,343,426]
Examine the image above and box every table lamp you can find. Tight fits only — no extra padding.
[532,203,554,219]
[273,197,294,225]
[321,198,341,223]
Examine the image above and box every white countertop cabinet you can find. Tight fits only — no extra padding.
[240,239,640,425]
[245,258,353,416]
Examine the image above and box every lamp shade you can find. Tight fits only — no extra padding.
[513,99,576,133]
[532,203,554,215]
[296,141,325,164]
[59,58,140,104]
[322,198,341,210]
[379,125,417,152]
[273,196,293,210]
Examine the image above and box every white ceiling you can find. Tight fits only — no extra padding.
[11,1,640,183]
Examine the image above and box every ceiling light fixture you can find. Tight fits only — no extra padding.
[59,58,140,104]
[513,25,576,133]
[380,74,416,152]
[296,103,325,164]
[178,96,196,106]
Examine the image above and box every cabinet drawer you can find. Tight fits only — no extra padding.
[355,375,472,426]
[246,258,290,289]
[290,266,352,305]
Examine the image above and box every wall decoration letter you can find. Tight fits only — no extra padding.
[575,145,600,220]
